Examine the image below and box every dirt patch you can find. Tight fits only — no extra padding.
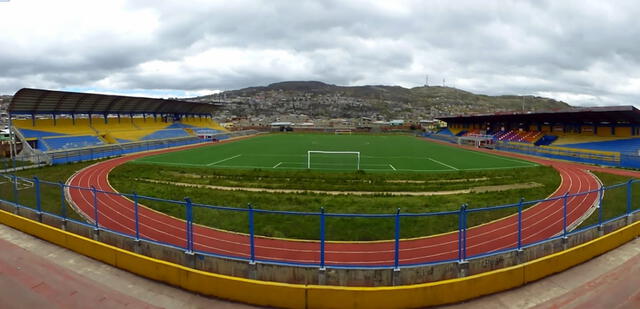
[385,177,493,184]
[135,178,542,197]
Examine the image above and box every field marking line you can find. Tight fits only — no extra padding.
[273,162,283,168]
[206,154,242,166]
[389,164,397,171]
[427,157,459,170]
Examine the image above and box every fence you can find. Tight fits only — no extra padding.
[0,170,638,269]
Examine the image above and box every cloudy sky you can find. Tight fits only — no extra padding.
[1,0,639,106]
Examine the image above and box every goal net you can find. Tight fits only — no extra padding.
[307,151,360,170]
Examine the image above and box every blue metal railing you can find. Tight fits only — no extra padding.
[0,173,637,270]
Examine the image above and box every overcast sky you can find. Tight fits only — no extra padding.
[1,0,639,107]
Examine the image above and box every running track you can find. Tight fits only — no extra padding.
[66,138,604,267]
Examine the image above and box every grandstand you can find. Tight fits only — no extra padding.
[431,106,640,168]
[5,88,228,164]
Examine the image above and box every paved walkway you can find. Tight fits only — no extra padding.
[2,220,640,308]
[0,224,257,309]
[442,237,640,309]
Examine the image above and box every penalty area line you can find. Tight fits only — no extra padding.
[207,154,242,166]
[273,162,283,168]
[427,157,459,170]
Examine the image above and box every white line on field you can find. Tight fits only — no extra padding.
[427,157,459,170]
[207,154,242,166]
[389,164,397,171]
[273,162,283,168]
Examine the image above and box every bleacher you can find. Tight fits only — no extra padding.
[140,129,191,141]
[43,135,104,151]
[493,130,543,144]
[12,115,229,152]
[560,137,640,154]
[435,128,454,136]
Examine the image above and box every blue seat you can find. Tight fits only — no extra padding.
[44,135,104,150]
[562,138,640,154]
[17,128,66,138]
[140,129,190,141]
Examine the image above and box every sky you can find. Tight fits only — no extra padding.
[0,0,639,107]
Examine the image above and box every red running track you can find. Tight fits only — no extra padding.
[66,139,601,267]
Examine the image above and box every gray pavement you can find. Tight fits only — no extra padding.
[2,221,640,308]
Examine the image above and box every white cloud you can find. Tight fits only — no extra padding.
[0,0,639,107]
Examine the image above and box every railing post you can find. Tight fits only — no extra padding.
[59,181,66,219]
[458,204,468,262]
[34,176,41,214]
[12,174,18,203]
[563,192,569,238]
[133,192,140,241]
[91,186,98,230]
[627,179,633,215]
[598,186,604,227]
[184,197,193,253]
[320,207,326,270]
[517,197,524,250]
[394,208,400,270]
[248,203,255,264]
[462,204,467,259]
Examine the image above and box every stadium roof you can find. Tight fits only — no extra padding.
[437,106,640,124]
[8,88,220,115]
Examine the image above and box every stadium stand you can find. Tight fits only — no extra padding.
[561,137,640,154]
[431,106,640,168]
[43,135,104,150]
[435,128,454,135]
[5,88,228,164]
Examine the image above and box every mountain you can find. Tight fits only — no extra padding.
[193,81,571,121]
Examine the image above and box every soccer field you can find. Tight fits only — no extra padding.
[132,133,538,172]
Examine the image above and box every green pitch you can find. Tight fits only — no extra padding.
[132,133,538,172]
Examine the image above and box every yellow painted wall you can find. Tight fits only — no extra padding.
[182,117,227,131]
[596,125,613,137]
[617,126,631,137]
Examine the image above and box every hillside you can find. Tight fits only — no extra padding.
[193,81,570,120]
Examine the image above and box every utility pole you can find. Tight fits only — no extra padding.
[425,75,429,86]
[442,78,446,87]
[522,96,525,113]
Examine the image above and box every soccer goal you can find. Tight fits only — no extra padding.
[334,129,352,135]
[307,151,360,170]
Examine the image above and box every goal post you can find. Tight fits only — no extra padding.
[334,129,352,135]
[307,151,360,170]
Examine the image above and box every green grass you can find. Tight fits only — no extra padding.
[132,133,538,172]
[578,172,640,228]
[0,161,97,221]
[109,134,561,240]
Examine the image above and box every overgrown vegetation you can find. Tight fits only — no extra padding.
[577,171,640,229]
[0,161,98,221]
